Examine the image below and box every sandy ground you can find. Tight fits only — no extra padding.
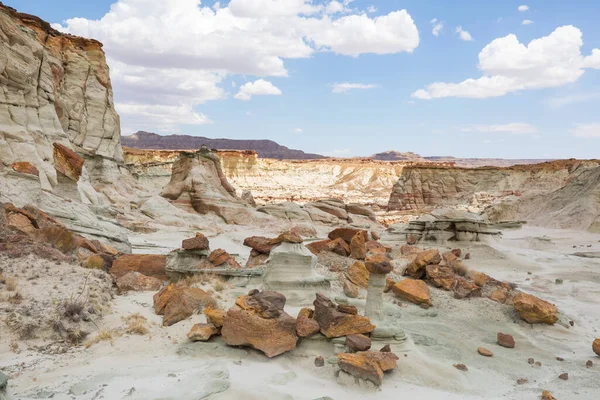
[1,225,599,399]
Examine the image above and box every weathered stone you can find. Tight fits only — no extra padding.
[337,351,399,386]
[426,265,456,291]
[350,232,367,260]
[478,347,493,357]
[112,254,168,281]
[406,235,418,245]
[346,261,370,288]
[296,308,320,337]
[497,333,515,348]
[314,356,325,367]
[453,277,481,299]
[489,288,509,303]
[365,255,393,275]
[204,306,227,328]
[541,390,556,400]
[587,360,593,368]
[236,291,286,319]
[391,279,431,306]
[153,283,213,326]
[593,338,600,356]
[513,292,558,325]
[208,249,240,268]
[380,344,391,353]
[451,248,462,257]
[384,277,396,293]
[116,272,162,292]
[337,304,358,315]
[313,293,375,338]
[269,231,303,245]
[343,278,359,298]
[454,364,468,371]
[53,142,84,182]
[243,236,275,254]
[366,240,388,256]
[326,238,351,257]
[346,334,372,352]
[11,161,39,176]
[371,231,381,240]
[404,249,441,279]
[558,373,568,380]
[442,251,458,265]
[182,233,210,251]
[328,228,369,244]
[0,371,7,390]
[400,244,419,256]
[221,291,298,357]
[187,323,219,342]
[246,250,269,268]
[305,239,332,255]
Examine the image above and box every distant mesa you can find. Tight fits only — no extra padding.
[121,131,326,160]
[370,151,426,162]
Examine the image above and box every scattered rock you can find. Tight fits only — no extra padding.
[364,255,393,274]
[391,279,432,306]
[556,357,564,361]
[350,232,367,260]
[400,244,419,256]
[426,265,456,291]
[327,238,351,257]
[451,248,462,257]
[366,240,389,256]
[586,360,593,368]
[111,254,168,281]
[346,261,370,288]
[513,292,558,325]
[343,279,359,298]
[269,231,303,245]
[53,142,84,182]
[535,361,542,367]
[517,378,528,385]
[221,291,298,358]
[337,304,358,315]
[346,334,372,352]
[555,278,563,284]
[315,356,325,367]
[296,308,321,338]
[313,293,375,338]
[404,249,441,279]
[383,277,396,293]
[371,231,381,240]
[182,233,210,251]
[478,347,493,357]
[454,364,468,371]
[208,249,240,267]
[464,253,471,260]
[528,358,535,364]
[187,323,219,342]
[593,338,600,356]
[243,236,276,254]
[380,344,391,353]
[204,306,227,328]
[541,390,555,400]
[453,277,481,299]
[116,272,162,292]
[305,239,333,255]
[11,161,39,176]
[442,251,457,265]
[337,351,399,386]
[497,332,516,348]
[328,228,369,245]
[153,283,213,326]
[558,373,568,380]
[489,288,509,304]
[406,235,418,245]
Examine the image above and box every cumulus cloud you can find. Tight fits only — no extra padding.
[367,5,377,13]
[117,104,212,133]
[460,123,539,134]
[518,5,529,12]
[571,123,600,138]
[235,79,282,100]
[456,26,473,41]
[413,26,600,99]
[431,18,443,36]
[522,19,534,25]
[332,82,379,93]
[293,128,303,133]
[54,0,419,133]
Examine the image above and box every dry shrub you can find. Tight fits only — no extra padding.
[63,299,85,321]
[41,225,77,254]
[469,271,489,287]
[85,329,120,348]
[82,255,104,270]
[451,260,469,277]
[123,313,149,335]
[214,279,227,292]
[9,339,19,354]
[7,292,23,304]
[5,277,17,291]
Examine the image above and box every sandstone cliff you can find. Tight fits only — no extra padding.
[0,3,122,189]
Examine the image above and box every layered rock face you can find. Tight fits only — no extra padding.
[388,160,600,215]
[0,4,122,190]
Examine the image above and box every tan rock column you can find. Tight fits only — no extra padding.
[364,255,393,324]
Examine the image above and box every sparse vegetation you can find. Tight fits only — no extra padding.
[85,329,120,348]
[41,225,77,254]
[123,313,149,335]
[7,291,23,304]
[82,255,105,270]
[5,277,17,291]
[469,271,489,287]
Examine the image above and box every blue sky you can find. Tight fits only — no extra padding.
[9,0,600,158]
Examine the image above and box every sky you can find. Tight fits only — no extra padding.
[9,0,600,159]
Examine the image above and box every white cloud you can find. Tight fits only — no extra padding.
[431,18,443,37]
[522,19,534,25]
[413,26,600,99]
[117,104,212,134]
[325,1,346,14]
[518,5,529,12]
[367,5,377,13]
[293,128,303,133]
[235,79,282,100]
[456,26,473,41]
[54,0,419,132]
[332,82,379,93]
[571,123,600,138]
[460,123,539,134]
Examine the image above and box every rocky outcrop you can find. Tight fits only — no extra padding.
[160,149,258,224]
[513,292,558,325]
[111,254,167,281]
[337,351,399,386]
[0,3,122,191]
[313,293,375,338]
[153,283,213,326]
